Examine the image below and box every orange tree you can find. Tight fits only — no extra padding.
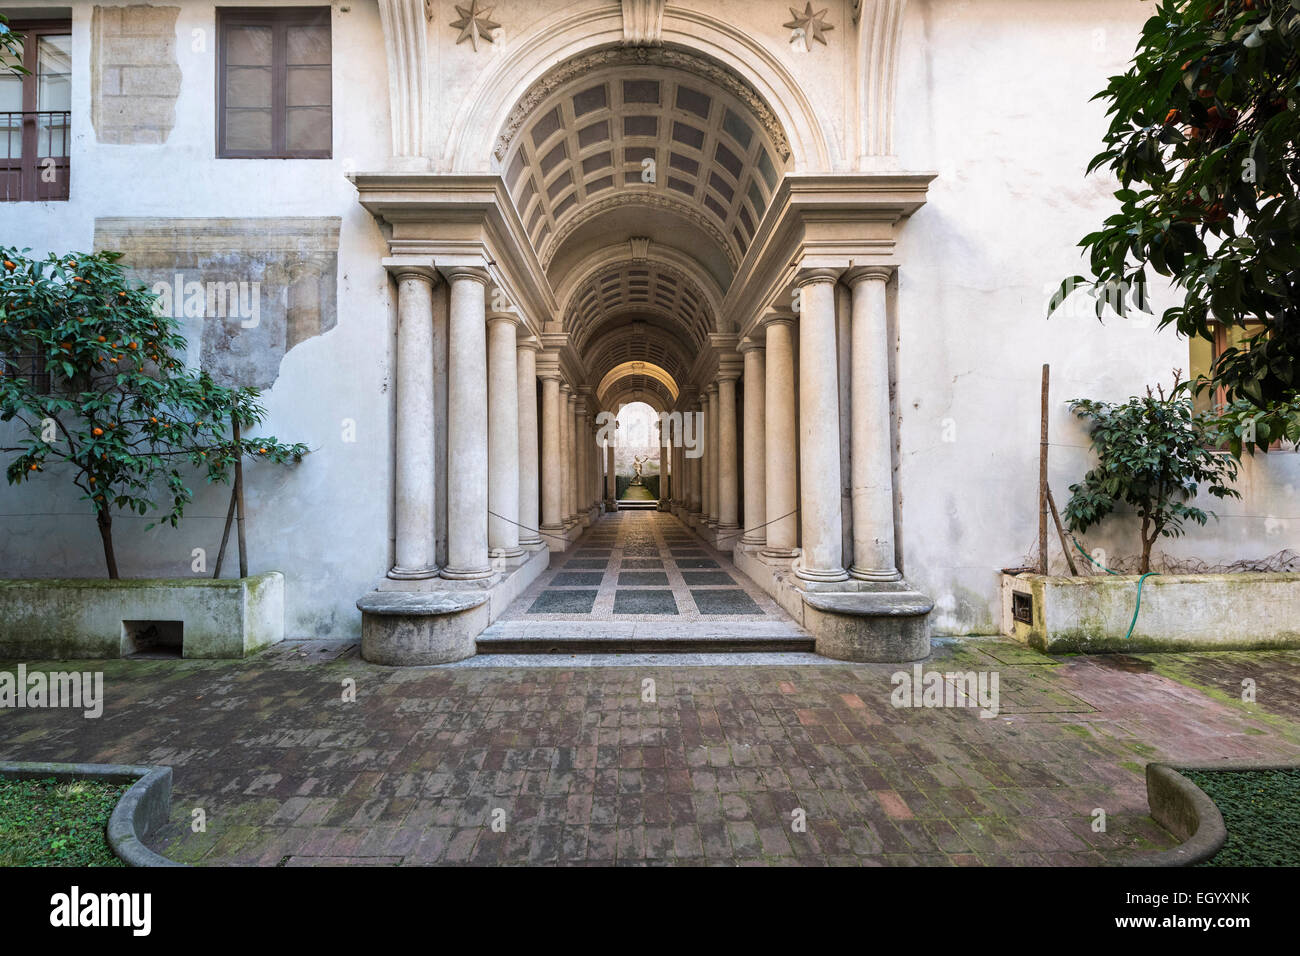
[1053,0,1300,452]
[0,248,307,578]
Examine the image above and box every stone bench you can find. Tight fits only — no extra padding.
[356,590,489,665]
[803,588,934,662]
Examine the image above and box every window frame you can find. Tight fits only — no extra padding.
[215,6,332,160]
[1,18,73,202]
[1193,320,1291,452]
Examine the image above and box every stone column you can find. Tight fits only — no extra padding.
[740,338,766,547]
[387,266,438,579]
[560,384,573,526]
[539,369,563,536]
[706,383,720,526]
[605,441,615,509]
[691,399,704,515]
[572,393,585,523]
[698,394,709,520]
[516,339,542,548]
[762,316,798,558]
[442,267,493,580]
[716,371,740,532]
[795,270,849,582]
[486,313,522,559]
[847,267,902,581]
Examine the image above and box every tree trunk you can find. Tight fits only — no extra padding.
[96,506,119,579]
[1139,515,1153,574]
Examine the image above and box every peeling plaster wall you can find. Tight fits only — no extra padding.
[93,217,340,390]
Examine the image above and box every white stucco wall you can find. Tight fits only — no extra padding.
[2,0,1297,638]
[893,0,1300,633]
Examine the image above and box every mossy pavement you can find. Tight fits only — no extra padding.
[1,638,1298,865]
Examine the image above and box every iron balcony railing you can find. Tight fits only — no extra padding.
[1,110,71,201]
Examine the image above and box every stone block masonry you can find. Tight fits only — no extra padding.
[91,5,183,145]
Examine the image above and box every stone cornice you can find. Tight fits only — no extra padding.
[350,172,557,338]
[725,172,935,340]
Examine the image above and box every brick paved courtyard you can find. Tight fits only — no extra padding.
[3,638,1299,866]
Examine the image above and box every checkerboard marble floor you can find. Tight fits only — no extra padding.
[498,511,799,628]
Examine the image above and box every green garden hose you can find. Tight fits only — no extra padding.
[1071,538,1159,641]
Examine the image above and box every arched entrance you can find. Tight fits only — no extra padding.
[353,32,936,664]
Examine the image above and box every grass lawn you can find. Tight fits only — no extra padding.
[1181,769,1300,867]
[0,777,127,867]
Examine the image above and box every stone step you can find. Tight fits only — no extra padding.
[476,620,815,654]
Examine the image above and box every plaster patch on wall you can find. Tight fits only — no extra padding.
[90,5,183,144]
[93,217,341,390]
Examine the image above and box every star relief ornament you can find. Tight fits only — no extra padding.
[784,3,833,51]
[449,0,500,52]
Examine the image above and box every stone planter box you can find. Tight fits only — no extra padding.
[0,572,283,659]
[1001,571,1300,653]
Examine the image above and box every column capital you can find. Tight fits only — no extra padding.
[794,266,842,288]
[762,311,797,330]
[737,336,764,354]
[843,265,894,287]
[517,334,542,352]
[382,258,439,284]
[705,381,719,397]
[715,359,743,383]
[486,311,521,327]
[445,265,492,286]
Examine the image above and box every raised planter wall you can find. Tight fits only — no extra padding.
[0,572,284,659]
[1001,571,1300,653]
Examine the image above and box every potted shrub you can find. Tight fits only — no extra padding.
[1004,375,1300,653]
[1062,375,1239,574]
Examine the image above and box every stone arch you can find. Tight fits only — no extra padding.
[443,8,833,174]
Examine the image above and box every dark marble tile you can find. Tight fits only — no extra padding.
[527,590,599,614]
[617,572,671,587]
[680,571,737,586]
[690,589,761,615]
[613,590,679,615]
[551,572,606,587]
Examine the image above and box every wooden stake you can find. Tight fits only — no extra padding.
[1046,485,1079,576]
[233,417,248,578]
[1039,364,1049,575]
[213,483,237,579]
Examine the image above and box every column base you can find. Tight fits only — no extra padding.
[761,546,799,560]
[387,565,439,581]
[849,566,903,583]
[795,565,850,583]
[740,533,766,547]
[490,547,526,560]
[440,565,496,581]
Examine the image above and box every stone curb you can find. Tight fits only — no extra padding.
[0,760,184,867]
[1132,759,1300,867]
